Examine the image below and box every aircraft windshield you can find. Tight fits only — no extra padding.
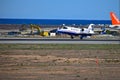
[59,26,68,29]
[63,26,68,29]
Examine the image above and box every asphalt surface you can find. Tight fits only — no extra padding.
[0,38,119,44]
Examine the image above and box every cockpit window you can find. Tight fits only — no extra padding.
[63,26,68,29]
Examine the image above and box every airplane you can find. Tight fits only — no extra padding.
[109,12,120,29]
[56,24,95,39]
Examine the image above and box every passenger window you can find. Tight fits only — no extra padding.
[81,28,84,31]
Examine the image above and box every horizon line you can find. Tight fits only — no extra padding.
[0,18,111,21]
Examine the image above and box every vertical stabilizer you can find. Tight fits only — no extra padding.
[110,12,120,25]
[88,24,94,34]
[88,24,94,30]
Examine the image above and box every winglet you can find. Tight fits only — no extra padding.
[110,12,120,25]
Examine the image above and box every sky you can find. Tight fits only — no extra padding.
[0,0,119,20]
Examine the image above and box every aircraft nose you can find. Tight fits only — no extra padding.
[56,28,59,33]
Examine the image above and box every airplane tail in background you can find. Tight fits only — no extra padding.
[110,12,120,25]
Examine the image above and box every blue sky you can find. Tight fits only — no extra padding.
[0,0,119,20]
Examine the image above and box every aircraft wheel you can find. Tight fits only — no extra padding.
[80,36,83,39]
[71,36,74,39]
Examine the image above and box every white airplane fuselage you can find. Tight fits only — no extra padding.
[56,24,95,39]
[57,27,94,34]
[109,25,120,30]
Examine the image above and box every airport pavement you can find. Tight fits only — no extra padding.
[0,38,119,44]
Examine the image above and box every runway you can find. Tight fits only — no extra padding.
[0,38,119,44]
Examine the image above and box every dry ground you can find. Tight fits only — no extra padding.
[0,44,120,80]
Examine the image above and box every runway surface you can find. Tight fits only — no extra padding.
[0,38,119,44]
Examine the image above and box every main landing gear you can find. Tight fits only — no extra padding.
[80,36,83,39]
[71,35,74,39]
[70,35,83,39]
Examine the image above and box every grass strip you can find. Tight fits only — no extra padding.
[0,44,119,50]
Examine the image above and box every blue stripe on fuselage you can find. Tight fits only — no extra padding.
[57,31,79,36]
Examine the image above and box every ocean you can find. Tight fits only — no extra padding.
[0,18,111,25]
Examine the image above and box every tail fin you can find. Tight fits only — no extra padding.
[88,24,94,31]
[88,24,94,34]
[110,12,120,25]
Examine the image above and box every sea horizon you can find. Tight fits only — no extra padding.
[0,18,111,25]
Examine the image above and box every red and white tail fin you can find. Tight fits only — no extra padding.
[110,12,120,25]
